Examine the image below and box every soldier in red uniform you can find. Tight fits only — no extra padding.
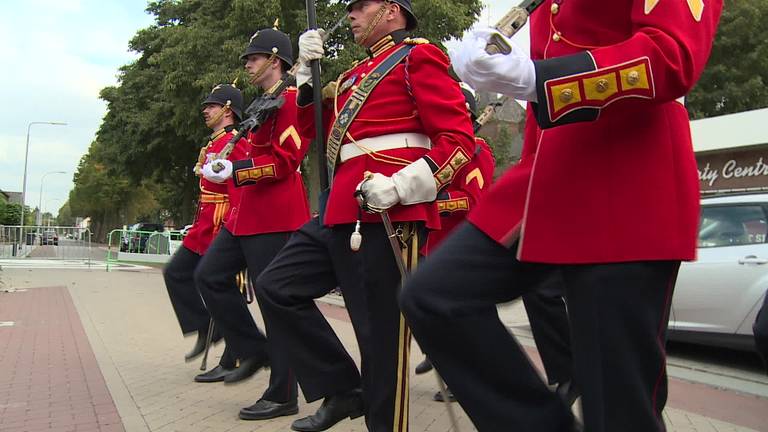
[162,83,245,378]
[195,28,309,421]
[400,1,723,431]
[253,1,475,431]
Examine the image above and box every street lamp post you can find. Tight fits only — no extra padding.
[20,121,67,228]
[37,171,67,226]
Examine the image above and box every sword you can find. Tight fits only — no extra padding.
[200,319,215,371]
[357,173,462,432]
[485,0,547,54]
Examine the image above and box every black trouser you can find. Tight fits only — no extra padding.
[256,218,415,432]
[522,272,573,386]
[195,228,297,403]
[754,292,768,374]
[401,223,679,432]
[163,245,209,334]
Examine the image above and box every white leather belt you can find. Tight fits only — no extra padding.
[339,133,431,163]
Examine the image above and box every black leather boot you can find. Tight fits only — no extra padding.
[239,398,299,420]
[415,357,433,375]
[223,354,269,384]
[194,365,235,383]
[184,327,223,362]
[432,388,456,402]
[290,389,364,432]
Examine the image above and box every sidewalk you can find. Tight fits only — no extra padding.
[1,266,766,432]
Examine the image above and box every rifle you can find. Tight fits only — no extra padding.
[485,0,547,55]
[474,97,508,134]
[211,15,347,173]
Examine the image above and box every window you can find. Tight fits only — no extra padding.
[698,205,768,248]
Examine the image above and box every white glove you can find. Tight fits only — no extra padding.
[296,62,312,88]
[296,30,325,87]
[450,28,537,102]
[298,30,325,63]
[201,159,233,183]
[356,159,438,212]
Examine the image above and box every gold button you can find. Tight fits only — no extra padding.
[559,88,574,103]
[595,79,609,93]
[552,32,561,42]
[361,73,366,78]
[627,71,640,86]
[551,3,559,14]
[351,85,358,91]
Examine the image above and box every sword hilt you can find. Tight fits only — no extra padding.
[485,7,529,55]
[211,160,226,173]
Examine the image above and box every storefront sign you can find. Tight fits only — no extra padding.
[697,146,768,193]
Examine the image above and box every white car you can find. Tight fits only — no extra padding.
[670,193,768,351]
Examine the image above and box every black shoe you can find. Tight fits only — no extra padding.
[432,388,456,402]
[194,365,235,383]
[239,399,299,420]
[290,389,364,432]
[223,354,269,384]
[556,380,580,407]
[184,327,223,362]
[415,358,433,375]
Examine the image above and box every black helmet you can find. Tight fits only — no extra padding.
[461,85,478,121]
[347,0,417,31]
[202,84,244,120]
[241,28,294,66]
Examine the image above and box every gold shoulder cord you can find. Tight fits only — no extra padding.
[194,128,228,176]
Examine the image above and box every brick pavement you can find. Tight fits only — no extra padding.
[1,267,767,432]
[0,286,123,432]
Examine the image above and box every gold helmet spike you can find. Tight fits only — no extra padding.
[232,77,239,87]
[273,18,280,29]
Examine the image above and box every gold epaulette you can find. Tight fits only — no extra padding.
[404,37,429,45]
[322,81,338,100]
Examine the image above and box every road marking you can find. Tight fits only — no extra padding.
[0,259,150,270]
[0,322,15,327]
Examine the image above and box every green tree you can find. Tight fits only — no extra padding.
[687,0,768,118]
[0,202,16,225]
[56,201,75,226]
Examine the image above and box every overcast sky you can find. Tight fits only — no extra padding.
[0,0,525,219]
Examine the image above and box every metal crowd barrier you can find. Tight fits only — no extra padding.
[106,229,184,271]
[0,225,92,263]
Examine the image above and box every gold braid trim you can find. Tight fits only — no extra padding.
[392,222,417,432]
[357,2,389,46]
[194,128,229,176]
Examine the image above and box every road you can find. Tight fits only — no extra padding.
[0,265,765,431]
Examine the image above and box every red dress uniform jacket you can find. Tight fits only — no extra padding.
[297,31,476,229]
[226,88,311,236]
[422,138,495,255]
[183,127,247,255]
[468,0,722,263]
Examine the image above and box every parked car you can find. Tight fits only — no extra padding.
[41,230,58,246]
[120,223,165,252]
[670,193,768,351]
